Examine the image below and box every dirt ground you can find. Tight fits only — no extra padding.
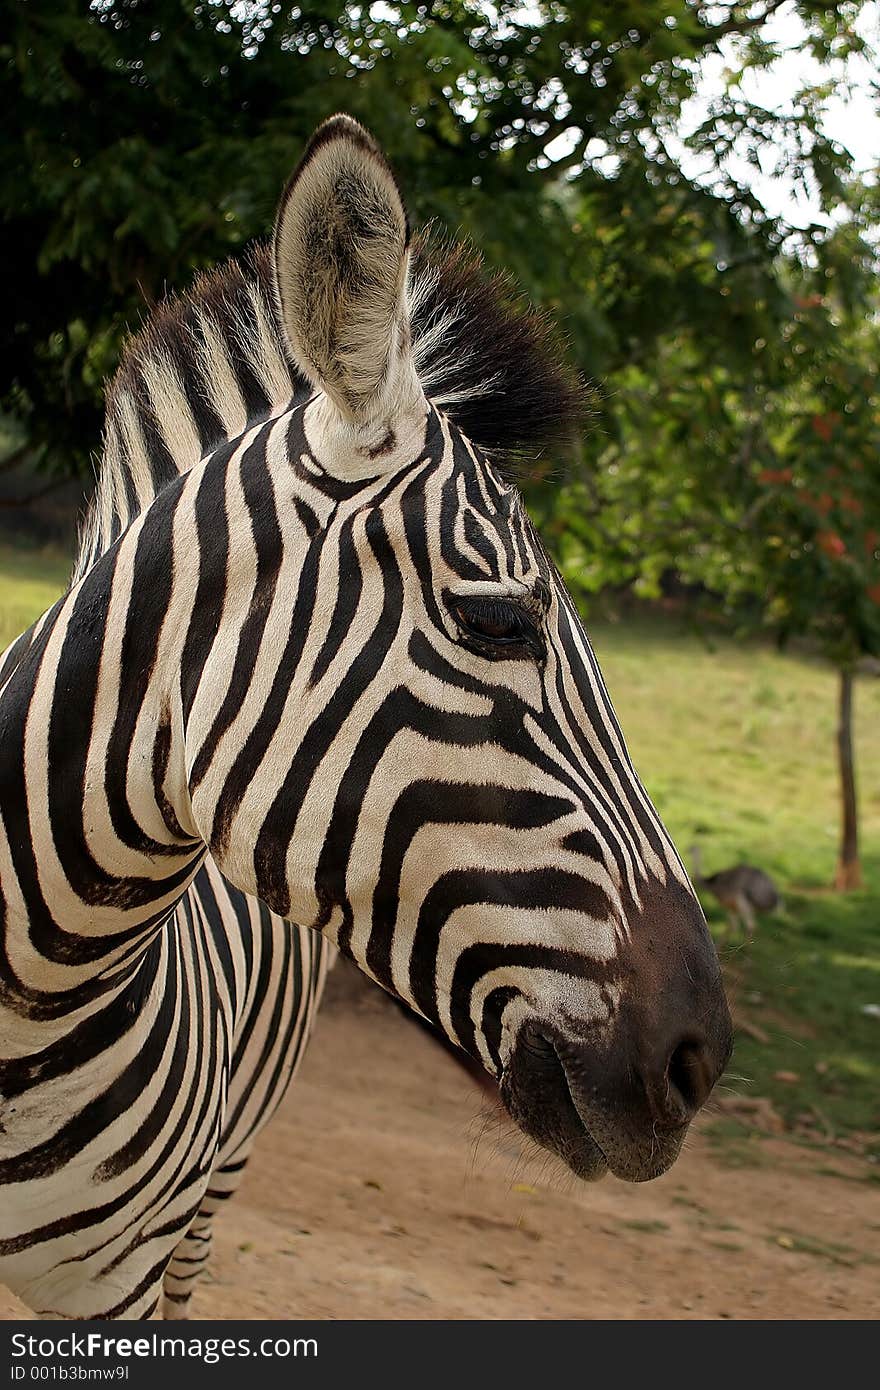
[2,967,878,1322]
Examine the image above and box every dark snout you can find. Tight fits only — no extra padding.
[502,879,733,1183]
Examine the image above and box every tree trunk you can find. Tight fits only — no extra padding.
[834,666,862,891]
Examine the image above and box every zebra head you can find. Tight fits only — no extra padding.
[191,116,732,1183]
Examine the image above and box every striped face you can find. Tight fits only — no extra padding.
[194,113,732,1183]
[189,396,731,1184]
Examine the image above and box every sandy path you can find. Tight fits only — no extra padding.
[3,970,878,1321]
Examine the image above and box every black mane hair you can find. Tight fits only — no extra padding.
[409,231,587,469]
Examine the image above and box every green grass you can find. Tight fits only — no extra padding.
[0,540,72,651]
[591,615,880,1149]
[619,1219,669,1234]
[703,1119,772,1170]
[769,1230,877,1267]
[1,542,878,1151]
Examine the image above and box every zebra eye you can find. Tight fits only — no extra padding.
[447,595,543,659]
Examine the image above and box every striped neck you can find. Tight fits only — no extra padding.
[1,461,211,1009]
[0,399,355,1007]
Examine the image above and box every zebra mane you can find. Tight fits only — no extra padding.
[409,231,586,469]
[73,234,584,582]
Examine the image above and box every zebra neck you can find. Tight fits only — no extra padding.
[0,469,206,1003]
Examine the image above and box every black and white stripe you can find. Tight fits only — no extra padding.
[0,115,730,1320]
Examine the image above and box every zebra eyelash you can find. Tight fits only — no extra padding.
[444,591,546,662]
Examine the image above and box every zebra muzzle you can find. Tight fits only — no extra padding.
[500,1013,727,1184]
[500,1022,611,1182]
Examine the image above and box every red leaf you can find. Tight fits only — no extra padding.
[817,531,846,558]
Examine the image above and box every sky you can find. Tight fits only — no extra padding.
[531,0,880,228]
[679,1,880,227]
[296,1,880,227]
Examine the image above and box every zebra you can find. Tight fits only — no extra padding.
[0,114,732,1321]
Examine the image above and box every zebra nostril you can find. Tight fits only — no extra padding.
[665,1038,715,1117]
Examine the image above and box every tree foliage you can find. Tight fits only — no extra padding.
[2,0,875,473]
[568,215,880,667]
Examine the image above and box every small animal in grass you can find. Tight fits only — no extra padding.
[689,844,781,937]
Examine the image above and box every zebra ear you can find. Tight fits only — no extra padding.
[274,114,423,433]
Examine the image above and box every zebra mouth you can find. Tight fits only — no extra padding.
[500,1024,610,1182]
[502,1020,695,1184]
